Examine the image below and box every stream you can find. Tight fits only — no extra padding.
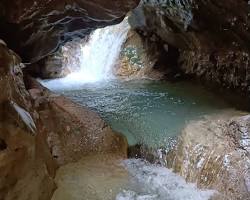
[40,18,235,200]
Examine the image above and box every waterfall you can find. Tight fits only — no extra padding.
[41,18,130,90]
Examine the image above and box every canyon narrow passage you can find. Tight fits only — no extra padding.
[1,1,250,200]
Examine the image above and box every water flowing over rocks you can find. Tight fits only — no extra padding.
[166,111,250,200]
[1,0,250,199]
[129,0,250,96]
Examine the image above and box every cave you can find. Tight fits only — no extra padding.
[0,1,250,200]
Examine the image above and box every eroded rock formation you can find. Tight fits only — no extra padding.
[0,0,139,63]
[116,29,182,80]
[129,0,250,95]
[0,1,139,198]
[0,42,56,200]
[166,111,250,199]
[27,39,88,78]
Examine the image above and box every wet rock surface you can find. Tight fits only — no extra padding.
[27,38,88,79]
[27,78,128,165]
[52,154,129,200]
[166,111,250,200]
[0,42,56,200]
[129,0,250,95]
[0,0,139,63]
[115,30,169,80]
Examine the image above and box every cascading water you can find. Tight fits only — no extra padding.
[41,18,130,89]
[40,18,234,200]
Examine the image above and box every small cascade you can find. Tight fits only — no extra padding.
[41,18,130,90]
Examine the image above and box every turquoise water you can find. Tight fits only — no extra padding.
[49,79,231,148]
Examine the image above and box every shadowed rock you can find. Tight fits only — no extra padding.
[129,0,250,96]
[0,0,139,63]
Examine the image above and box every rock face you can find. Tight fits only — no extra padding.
[0,42,56,200]
[115,30,169,80]
[27,39,87,78]
[129,0,250,95]
[166,111,250,200]
[0,42,128,199]
[0,0,139,63]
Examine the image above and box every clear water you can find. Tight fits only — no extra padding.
[48,17,129,85]
[44,79,231,148]
[117,159,215,200]
[41,17,228,200]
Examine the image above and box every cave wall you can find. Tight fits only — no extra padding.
[0,0,139,64]
[129,0,250,96]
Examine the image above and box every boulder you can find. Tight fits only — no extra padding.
[166,111,250,199]
[26,78,128,165]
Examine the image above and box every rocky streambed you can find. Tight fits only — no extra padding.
[1,0,250,199]
[41,76,250,199]
[1,37,250,199]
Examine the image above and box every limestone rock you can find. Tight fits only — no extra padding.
[0,42,128,199]
[0,42,56,200]
[166,111,250,200]
[115,30,171,80]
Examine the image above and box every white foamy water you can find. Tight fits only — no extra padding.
[41,18,130,90]
[116,159,216,200]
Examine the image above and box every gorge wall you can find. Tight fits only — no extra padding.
[0,1,139,199]
[1,0,250,199]
[129,0,250,96]
[0,0,139,64]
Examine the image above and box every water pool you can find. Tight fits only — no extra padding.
[43,79,232,148]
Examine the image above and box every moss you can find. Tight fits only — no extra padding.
[121,46,143,67]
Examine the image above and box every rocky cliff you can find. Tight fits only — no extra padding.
[129,0,250,96]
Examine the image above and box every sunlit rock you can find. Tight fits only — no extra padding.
[166,111,250,199]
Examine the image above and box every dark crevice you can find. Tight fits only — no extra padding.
[0,139,7,151]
